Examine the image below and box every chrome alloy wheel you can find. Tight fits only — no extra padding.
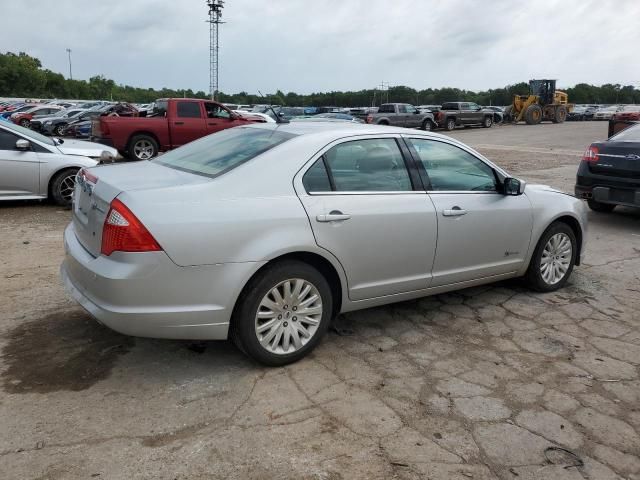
[255,278,323,355]
[59,173,77,202]
[133,140,155,160]
[540,233,572,285]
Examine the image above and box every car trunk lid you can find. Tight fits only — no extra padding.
[589,141,640,179]
[72,161,208,257]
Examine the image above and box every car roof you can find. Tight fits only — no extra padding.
[243,121,456,142]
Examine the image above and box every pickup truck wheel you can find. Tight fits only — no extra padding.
[129,135,159,161]
[421,119,433,131]
[483,116,493,128]
[445,118,456,131]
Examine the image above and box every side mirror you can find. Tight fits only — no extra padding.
[503,177,526,196]
[15,139,30,151]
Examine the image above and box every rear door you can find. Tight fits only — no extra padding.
[0,127,40,197]
[459,103,472,124]
[169,101,206,147]
[295,135,438,300]
[405,136,533,286]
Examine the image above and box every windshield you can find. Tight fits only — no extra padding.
[154,127,297,178]
[610,124,640,142]
[1,121,56,146]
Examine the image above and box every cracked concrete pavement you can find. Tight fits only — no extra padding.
[1,122,639,479]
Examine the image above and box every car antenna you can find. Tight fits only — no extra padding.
[258,90,288,124]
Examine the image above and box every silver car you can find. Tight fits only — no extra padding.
[0,122,118,206]
[61,123,587,365]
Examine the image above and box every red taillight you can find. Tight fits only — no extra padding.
[366,114,373,124]
[79,168,99,184]
[582,145,599,163]
[101,198,162,256]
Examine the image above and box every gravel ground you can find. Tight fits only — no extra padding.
[1,122,639,480]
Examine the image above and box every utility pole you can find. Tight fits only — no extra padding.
[378,81,389,105]
[66,48,73,80]
[206,0,225,101]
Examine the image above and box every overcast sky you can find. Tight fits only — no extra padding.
[2,0,639,94]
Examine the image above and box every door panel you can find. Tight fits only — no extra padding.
[170,101,206,147]
[300,193,438,299]
[296,136,438,300]
[428,193,533,286]
[0,129,40,197]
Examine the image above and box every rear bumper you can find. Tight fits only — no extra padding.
[575,184,640,207]
[61,223,263,340]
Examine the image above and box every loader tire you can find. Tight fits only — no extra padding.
[553,105,567,123]
[525,104,543,125]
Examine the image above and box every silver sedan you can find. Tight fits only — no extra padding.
[0,121,118,206]
[61,123,587,365]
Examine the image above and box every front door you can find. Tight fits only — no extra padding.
[0,128,39,197]
[170,101,206,147]
[405,137,533,286]
[203,103,244,134]
[296,136,438,300]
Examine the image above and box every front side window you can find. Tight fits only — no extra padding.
[0,128,20,150]
[324,138,412,192]
[397,105,407,114]
[408,138,496,192]
[154,127,297,178]
[177,101,202,118]
[205,103,230,119]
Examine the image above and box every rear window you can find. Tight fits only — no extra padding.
[610,124,640,142]
[154,127,297,178]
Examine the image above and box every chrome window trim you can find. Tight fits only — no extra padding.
[306,190,426,196]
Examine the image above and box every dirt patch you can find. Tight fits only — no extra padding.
[1,310,133,393]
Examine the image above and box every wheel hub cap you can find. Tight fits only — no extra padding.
[59,174,76,202]
[134,141,154,159]
[255,278,322,355]
[540,233,572,285]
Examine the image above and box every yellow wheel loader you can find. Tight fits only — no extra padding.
[506,79,573,125]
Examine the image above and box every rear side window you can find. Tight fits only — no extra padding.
[610,124,640,142]
[324,138,412,192]
[408,138,496,192]
[441,103,459,110]
[378,104,395,113]
[302,159,332,192]
[154,127,297,178]
[177,101,202,118]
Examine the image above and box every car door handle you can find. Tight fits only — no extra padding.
[174,121,184,125]
[442,207,467,217]
[316,211,351,222]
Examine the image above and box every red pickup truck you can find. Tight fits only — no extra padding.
[93,98,263,160]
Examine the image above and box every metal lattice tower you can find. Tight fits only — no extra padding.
[207,0,225,100]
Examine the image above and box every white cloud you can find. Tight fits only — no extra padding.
[1,0,638,93]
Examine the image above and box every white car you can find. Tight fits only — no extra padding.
[234,110,275,123]
[593,106,621,120]
[0,121,118,206]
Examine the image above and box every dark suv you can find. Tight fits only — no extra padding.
[575,123,640,212]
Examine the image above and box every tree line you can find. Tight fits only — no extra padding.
[2,51,639,107]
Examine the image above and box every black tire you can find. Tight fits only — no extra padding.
[421,119,433,131]
[54,124,66,136]
[587,199,615,212]
[524,104,543,125]
[445,118,456,131]
[377,120,389,126]
[553,105,567,124]
[128,134,159,161]
[50,168,79,207]
[482,116,493,128]
[231,260,333,366]
[525,222,577,292]
[20,119,30,128]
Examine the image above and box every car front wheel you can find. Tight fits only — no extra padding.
[231,260,333,366]
[525,222,577,292]
[50,168,79,207]
[446,118,456,131]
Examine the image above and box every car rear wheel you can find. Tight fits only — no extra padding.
[54,124,66,136]
[587,199,615,213]
[525,222,577,292]
[445,118,456,131]
[50,168,79,207]
[231,260,333,366]
[19,119,30,128]
[129,134,159,161]
[483,116,493,128]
